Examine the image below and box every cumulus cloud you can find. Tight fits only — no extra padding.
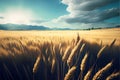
[56,0,120,24]
[63,8,120,23]
[62,0,118,11]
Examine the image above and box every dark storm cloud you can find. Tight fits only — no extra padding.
[73,0,119,11]
[62,0,119,11]
[57,0,120,24]
[65,8,120,23]
[96,8,120,22]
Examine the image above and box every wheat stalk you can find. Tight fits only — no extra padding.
[67,39,82,67]
[78,52,88,80]
[106,71,120,80]
[109,39,116,47]
[100,40,102,47]
[75,33,80,45]
[75,43,86,66]
[80,52,89,72]
[33,55,41,73]
[97,45,107,58]
[51,58,56,73]
[62,46,71,62]
[93,61,113,80]
[60,48,63,57]
[83,67,93,80]
[64,66,76,80]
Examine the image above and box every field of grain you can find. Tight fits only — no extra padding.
[0,28,120,80]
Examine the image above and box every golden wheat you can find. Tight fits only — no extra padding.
[78,52,88,80]
[92,61,113,80]
[106,71,120,80]
[109,39,116,47]
[75,43,86,65]
[83,67,93,80]
[62,46,71,62]
[33,55,41,73]
[97,45,107,58]
[80,52,88,72]
[64,66,76,80]
[67,39,82,67]
[75,33,80,45]
[0,30,119,80]
[51,58,56,73]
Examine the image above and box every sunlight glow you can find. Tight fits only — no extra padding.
[5,10,32,24]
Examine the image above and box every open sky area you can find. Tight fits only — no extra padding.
[0,0,120,29]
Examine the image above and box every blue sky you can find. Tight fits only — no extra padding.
[0,0,120,29]
[0,0,68,19]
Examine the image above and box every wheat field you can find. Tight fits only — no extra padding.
[0,28,120,80]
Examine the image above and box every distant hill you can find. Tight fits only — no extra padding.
[0,24,119,30]
[115,25,120,28]
[0,24,50,30]
[0,24,72,30]
[52,28,72,30]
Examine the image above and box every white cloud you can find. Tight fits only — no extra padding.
[0,1,119,29]
[62,0,118,11]
[54,0,120,28]
[65,8,119,23]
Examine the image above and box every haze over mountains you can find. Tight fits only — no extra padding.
[0,23,119,30]
[0,24,72,30]
[0,24,49,30]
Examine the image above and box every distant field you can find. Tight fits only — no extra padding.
[0,28,120,45]
[0,28,120,80]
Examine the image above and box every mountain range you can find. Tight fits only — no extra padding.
[0,24,50,30]
[0,24,72,30]
[0,24,119,30]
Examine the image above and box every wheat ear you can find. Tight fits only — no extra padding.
[67,39,82,67]
[51,58,56,73]
[33,55,41,73]
[97,45,107,58]
[92,61,113,80]
[109,39,116,47]
[78,52,88,80]
[75,33,80,45]
[83,67,93,80]
[64,66,77,80]
[80,52,89,72]
[62,46,71,62]
[75,43,86,66]
[106,71,120,80]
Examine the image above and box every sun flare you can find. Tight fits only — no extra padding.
[5,10,31,24]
